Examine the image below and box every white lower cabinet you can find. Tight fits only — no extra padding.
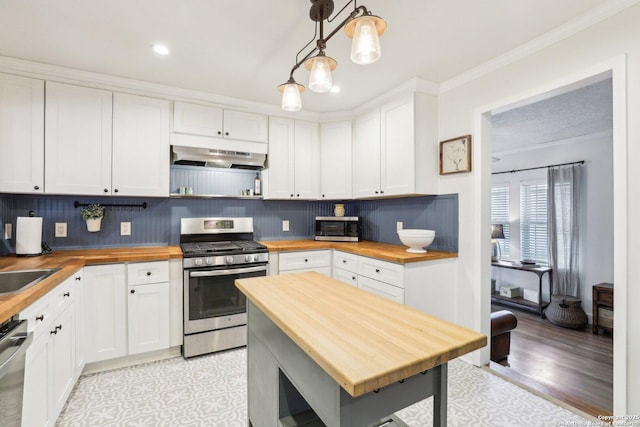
[358,275,404,303]
[84,261,172,362]
[332,251,358,287]
[21,272,80,427]
[357,256,405,303]
[278,250,331,276]
[83,264,127,363]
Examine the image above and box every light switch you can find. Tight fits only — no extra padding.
[4,223,11,240]
[55,222,67,238]
[121,222,131,236]
[397,222,403,232]
[282,220,290,232]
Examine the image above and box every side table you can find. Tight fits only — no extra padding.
[592,283,614,334]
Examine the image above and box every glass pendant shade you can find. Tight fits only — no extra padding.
[304,54,337,93]
[348,16,384,65]
[278,81,304,112]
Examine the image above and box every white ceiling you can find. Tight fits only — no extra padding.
[491,78,613,154]
[0,0,611,113]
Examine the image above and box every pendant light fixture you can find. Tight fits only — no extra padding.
[278,0,386,111]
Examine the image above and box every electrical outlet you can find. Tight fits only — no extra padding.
[4,223,12,240]
[120,222,131,236]
[282,220,290,232]
[55,222,67,238]
[397,222,403,232]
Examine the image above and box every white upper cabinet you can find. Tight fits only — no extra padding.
[0,73,44,194]
[263,117,319,199]
[293,119,320,199]
[320,120,352,200]
[353,109,381,198]
[173,101,267,143]
[45,81,113,195]
[353,92,439,198]
[112,93,170,197]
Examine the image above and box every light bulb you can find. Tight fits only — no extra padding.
[350,17,382,65]
[308,56,334,93]
[281,83,302,111]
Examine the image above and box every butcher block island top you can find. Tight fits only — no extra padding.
[235,271,486,397]
[259,239,457,264]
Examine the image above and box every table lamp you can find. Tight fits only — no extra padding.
[491,224,505,262]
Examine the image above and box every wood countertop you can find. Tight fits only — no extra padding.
[236,272,486,397]
[0,246,182,324]
[259,240,457,264]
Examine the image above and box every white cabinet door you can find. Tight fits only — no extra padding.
[358,275,404,303]
[173,101,223,137]
[0,73,44,193]
[223,110,268,143]
[333,268,358,287]
[83,264,127,363]
[264,116,294,199]
[353,109,381,198]
[112,93,170,197]
[127,282,170,355]
[293,120,320,199]
[72,270,85,379]
[50,303,76,418]
[320,120,352,200]
[22,331,52,427]
[45,81,112,195]
[381,96,416,196]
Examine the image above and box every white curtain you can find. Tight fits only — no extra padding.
[547,164,582,297]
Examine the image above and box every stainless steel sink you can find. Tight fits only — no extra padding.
[0,269,60,294]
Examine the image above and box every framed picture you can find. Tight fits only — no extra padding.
[440,135,472,175]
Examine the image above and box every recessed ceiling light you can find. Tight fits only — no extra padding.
[152,44,170,55]
[330,85,341,94]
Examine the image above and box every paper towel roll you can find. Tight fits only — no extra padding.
[16,216,43,256]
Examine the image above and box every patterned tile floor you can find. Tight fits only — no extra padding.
[57,348,593,427]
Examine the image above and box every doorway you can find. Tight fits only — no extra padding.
[474,59,627,416]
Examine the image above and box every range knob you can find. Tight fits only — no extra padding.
[194,258,203,267]
[245,254,255,263]
[225,256,234,264]
[205,257,213,265]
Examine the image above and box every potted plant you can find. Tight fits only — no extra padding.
[80,204,105,232]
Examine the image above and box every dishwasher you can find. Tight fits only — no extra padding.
[0,319,33,427]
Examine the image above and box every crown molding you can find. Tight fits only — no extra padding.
[439,0,640,94]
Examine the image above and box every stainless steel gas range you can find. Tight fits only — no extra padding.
[180,217,268,358]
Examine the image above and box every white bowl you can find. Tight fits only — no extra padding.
[398,229,435,253]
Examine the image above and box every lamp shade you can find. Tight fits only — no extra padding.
[304,54,337,93]
[346,15,386,65]
[491,224,505,240]
[278,80,304,112]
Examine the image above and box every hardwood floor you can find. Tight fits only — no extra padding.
[489,304,613,418]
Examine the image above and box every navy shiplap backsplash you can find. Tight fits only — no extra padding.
[0,193,458,253]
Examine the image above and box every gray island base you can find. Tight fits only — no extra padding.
[246,301,447,427]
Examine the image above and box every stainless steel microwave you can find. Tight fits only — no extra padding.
[315,216,359,242]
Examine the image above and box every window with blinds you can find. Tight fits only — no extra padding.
[520,182,548,265]
[490,184,510,257]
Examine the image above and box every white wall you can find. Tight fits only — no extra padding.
[437,4,639,415]
[491,135,614,322]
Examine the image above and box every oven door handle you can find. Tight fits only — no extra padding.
[189,265,267,277]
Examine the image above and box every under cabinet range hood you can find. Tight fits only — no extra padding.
[171,145,266,170]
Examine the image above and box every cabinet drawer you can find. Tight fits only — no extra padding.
[333,251,358,273]
[333,268,358,287]
[279,250,331,272]
[50,275,75,315]
[357,257,404,288]
[358,275,404,303]
[279,267,331,277]
[127,261,169,285]
[19,294,54,339]
[596,291,613,307]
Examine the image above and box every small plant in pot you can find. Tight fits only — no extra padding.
[80,204,105,232]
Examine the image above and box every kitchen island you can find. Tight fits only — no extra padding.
[235,272,486,427]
